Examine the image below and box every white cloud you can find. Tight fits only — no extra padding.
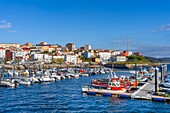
[160,24,170,31]
[1,20,6,23]
[8,30,17,33]
[112,38,129,45]
[153,24,170,32]
[0,19,11,29]
[132,44,170,58]
[112,40,121,44]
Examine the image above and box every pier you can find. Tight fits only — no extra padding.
[82,65,170,104]
[131,75,156,100]
[131,82,154,100]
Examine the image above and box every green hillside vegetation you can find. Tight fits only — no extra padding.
[126,55,152,64]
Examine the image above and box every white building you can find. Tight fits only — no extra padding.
[83,51,94,58]
[85,45,92,50]
[113,56,126,62]
[22,48,31,60]
[49,55,65,61]
[128,51,133,56]
[65,55,77,64]
[44,54,49,61]
[30,48,41,54]
[112,50,121,56]
[31,54,44,61]
[0,47,5,59]
[49,47,55,52]
[0,43,20,48]
[10,49,25,61]
[15,51,24,58]
[99,51,111,61]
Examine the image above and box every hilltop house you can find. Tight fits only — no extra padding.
[113,56,126,62]
[112,50,121,56]
[36,42,51,52]
[121,50,132,56]
[65,54,77,64]
[98,50,111,61]
[83,51,94,58]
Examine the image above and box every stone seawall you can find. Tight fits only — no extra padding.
[105,63,161,69]
[0,63,161,70]
[105,64,129,69]
[0,64,101,70]
[125,63,161,69]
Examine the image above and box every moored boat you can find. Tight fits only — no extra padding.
[0,79,19,87]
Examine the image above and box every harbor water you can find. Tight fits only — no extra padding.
[0,69,170,112]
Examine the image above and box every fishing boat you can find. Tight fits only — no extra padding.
[79,72,89,76]
[161,87,170,94]
[50,73,61,80]
[0,79,19,87]
[82,82,127,94]
[30,75,41,83]
[91,79,109,89]
[91,71,136,90]
[10,76,32,85]
[69,73,79,78]
[0,67,18,87]
[159,74,170,88]
[39,75,54,82]
[67,68,79,78]
[99,69,105,74]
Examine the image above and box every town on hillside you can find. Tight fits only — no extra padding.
[0,42,144,65]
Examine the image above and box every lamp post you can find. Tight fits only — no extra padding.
[135,63,138,88]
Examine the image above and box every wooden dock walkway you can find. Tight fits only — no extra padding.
[131,73,159,100]
[131,81,154,100]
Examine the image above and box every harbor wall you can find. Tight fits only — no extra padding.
[105,63,161,69]
[0,63,161,70]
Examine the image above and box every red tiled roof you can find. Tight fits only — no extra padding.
[0,47,5,50]
[22,47,30,51]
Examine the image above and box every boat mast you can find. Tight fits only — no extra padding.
[0,66,2,81]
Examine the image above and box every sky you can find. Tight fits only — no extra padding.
[0,0,170,58]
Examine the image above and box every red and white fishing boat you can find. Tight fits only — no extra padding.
[91,71,136,90]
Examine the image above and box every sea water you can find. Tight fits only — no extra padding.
[0,70,170,113]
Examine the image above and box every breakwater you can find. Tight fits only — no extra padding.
[0,64,102,70]
[105,63,161,69]
[0,62,161,70]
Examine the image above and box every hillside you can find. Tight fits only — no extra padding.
[145,56,170,63]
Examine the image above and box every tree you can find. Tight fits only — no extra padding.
[50,51,55,64]
[43,51,49,54]
[56,58,64,64]
[4,58,9,63]
[127,55,151,63]
[52,50,56,53]
[51,58,57,64]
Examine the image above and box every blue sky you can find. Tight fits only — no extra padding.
[0,0,170,57]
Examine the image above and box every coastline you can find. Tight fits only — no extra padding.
[0,62,164,70]
[105,63,162,69]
